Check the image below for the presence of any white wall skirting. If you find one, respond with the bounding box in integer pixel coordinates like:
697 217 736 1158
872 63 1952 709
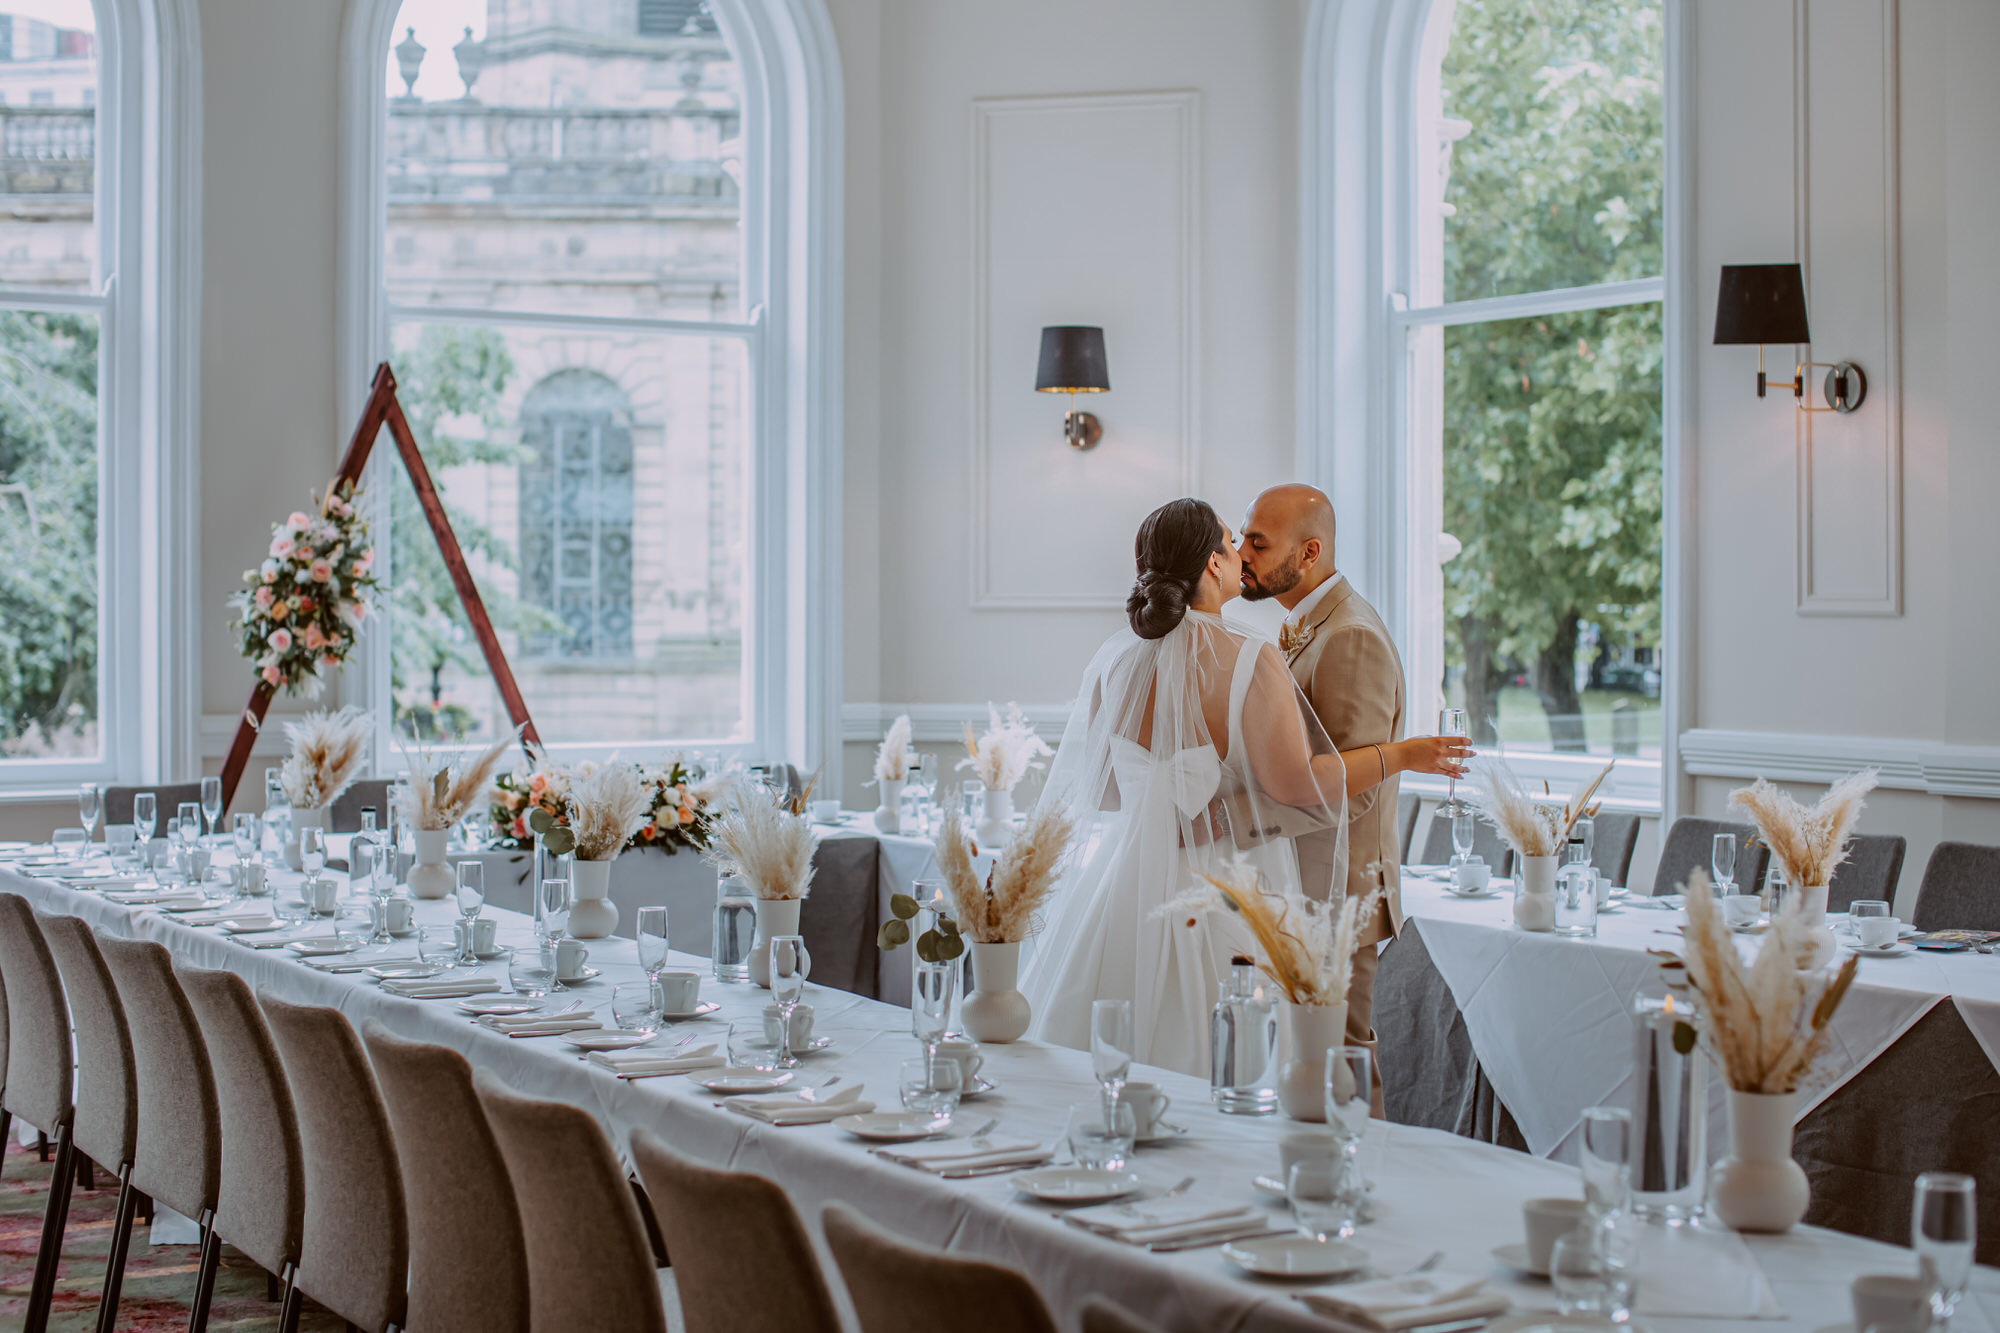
841 703 1071 746
1679 729 2000 800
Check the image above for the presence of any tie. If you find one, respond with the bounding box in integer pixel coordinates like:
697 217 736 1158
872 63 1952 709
1279 620 1313 661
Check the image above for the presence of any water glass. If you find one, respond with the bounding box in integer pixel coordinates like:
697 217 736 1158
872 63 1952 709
177 802 203 849
1324 1046 1372 1146
77 784 101 843
1550 1229 1635 1322
200 775 223 843
132 792 157 844
507 945 554 998
611 982 661 1034
455 862 485 964
1288 1158 1358 1241
1914 1172 1976 1327
1091 998 1135 1107
899 1055 962 1122
1711 832 1737 893
51 828 86 861
1582 1105 1633 1217
417 925 459 971
1066 1100 1136 1171
912 959 954 1052
727 1020 782 1071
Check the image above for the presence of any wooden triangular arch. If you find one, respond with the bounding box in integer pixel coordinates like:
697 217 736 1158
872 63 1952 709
218 362 541 810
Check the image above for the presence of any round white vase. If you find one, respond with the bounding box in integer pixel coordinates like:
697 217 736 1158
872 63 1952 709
1276 999 1348 1122
873 778 905 834
1709 1088 1810 1232
407 827 455 899
283 806 330 872
750 897 802 989
567 858 619 939
1514 853 1558 931
974 785 1015 848
960 940 1031 1043
1794 882 1838 968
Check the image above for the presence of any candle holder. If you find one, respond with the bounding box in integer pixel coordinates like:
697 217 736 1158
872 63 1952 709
1631 988 1708 1223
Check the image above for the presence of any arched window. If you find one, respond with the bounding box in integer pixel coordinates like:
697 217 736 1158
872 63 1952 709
344 0 840 767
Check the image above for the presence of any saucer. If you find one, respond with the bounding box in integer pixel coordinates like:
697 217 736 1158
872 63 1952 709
1491 1242 1551 1278
456 997 542 1016
1134 1123 1191 1146
369 963 446 981
472 946 511 962
959 1076 999 1100
1850 941 1915 958
660 1000 723 1021
694 1068 795 1095
834 1111 946 1142
1009 1167 1141 1202
287 937 360 957
555 966 601 986
1444 888 1505 901
1485 1314 1624 1333
562 1030 657 1052
1221 1235 1368 1280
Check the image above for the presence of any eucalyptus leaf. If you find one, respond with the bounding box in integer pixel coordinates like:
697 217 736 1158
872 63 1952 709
889 893 919 921
1672 1019 1697 1056
543 826 576 856
937 917 961 938
936 933 965 961
877 919 910 951
528 807 555 836
915 933 941 964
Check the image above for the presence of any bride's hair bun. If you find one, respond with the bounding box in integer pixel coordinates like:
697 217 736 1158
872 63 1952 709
1128 498 1227 640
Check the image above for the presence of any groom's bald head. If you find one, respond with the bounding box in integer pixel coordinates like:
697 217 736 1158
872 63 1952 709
1237 484 1337 607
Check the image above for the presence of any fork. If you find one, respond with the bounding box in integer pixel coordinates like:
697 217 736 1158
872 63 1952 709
1114 1175 1195 1216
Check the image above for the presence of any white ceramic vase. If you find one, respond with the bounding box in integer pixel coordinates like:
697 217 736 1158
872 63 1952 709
1709 1088 1810 1232
1794 882 1838 968
568 858 619 939
975 785 1015 848
1276 999 1348 1122
960 940 1031 1043
1514 853 1557 931
283 806 330 872
873 778 905 835
407 827 455 899
750 896 801 988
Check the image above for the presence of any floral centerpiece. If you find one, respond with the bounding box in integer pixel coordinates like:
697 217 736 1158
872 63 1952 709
941 799 1076 1041
276 707 371 869
490 756 721 855
562 762 653 939
231 481 378 695
958 702 1054 845
702 779 816 986
1729 769 1877 919
396 730 516 897
870 714 915 833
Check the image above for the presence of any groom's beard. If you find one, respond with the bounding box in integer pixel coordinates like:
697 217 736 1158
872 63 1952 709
1240 556 1304 602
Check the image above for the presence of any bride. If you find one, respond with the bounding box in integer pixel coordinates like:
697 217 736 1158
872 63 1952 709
1021 498 1352 1078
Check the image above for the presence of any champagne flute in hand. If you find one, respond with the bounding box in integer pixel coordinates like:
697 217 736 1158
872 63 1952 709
1438 709 1470 814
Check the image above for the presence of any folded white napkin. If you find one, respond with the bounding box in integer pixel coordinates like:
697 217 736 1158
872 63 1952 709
104 890 207 909
25 862 114 880
1065 1195 1262 1247
305 954 419 973
728 1084 873 1125
1298 1273 1508 1332
478 1010 601 1036
383 976 503 999
587 1045 724 1078
60 873 138 888
875 1136 1049 1173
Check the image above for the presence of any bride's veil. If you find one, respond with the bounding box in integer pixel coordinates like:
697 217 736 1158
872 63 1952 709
1021 609 1350 1073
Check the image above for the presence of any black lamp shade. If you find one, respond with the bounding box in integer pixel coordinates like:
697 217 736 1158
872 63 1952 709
1035 326 1110 394
1713 264 1811 345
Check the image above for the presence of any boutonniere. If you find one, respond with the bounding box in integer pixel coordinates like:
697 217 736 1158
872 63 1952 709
1278 620 1316 661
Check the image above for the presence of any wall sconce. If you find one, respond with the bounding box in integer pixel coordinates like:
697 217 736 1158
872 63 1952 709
1035 325 1109 450
1712 263 1866 414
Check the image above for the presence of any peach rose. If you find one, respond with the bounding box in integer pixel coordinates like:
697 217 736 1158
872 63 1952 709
261 665 283 686
511 815 527 839
253 585 274 610
286 511 310 531
302 624 327 652
270 601 289 621
309 558 333 583
269 535 295 560
320 655 339 670
295 546 314 563
266 627 293 652
678 806 696 825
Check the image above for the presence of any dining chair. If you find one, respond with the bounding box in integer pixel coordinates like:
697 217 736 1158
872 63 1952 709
1395 792 1420 862
1588 811 1642 888
1650 816 1766 898
820 1202 1060 1333
177 964 308 1332
96 933 225 1333
1911 841 2000 931
628 1127 840 1333
1079 1297 1167 1333
258 993 409 1333
37 912 141 1333
331 779 394 833
473 1071 668 1333
1825 833 1907 914
102 782 205 828
361 1022 528 1333
0 895 77 1333
1417 812 1513 877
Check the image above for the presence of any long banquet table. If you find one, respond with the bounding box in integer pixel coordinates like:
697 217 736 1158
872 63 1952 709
3 858 1995 1333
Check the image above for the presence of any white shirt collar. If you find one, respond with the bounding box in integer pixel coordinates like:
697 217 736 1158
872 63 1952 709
1284 571 1346 626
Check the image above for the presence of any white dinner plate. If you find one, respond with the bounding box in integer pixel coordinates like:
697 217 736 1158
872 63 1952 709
457 998 543 1017
694 1068 795 1095
562 1030 657 1052
1490 1242 1550 1278
1485 1313 1625 1333
659 1000 722 1021
833 1112 946 1142
1221 1235 1368 1280
287 937 360 957
369 963 446 981
1009 1167 1141 1202
1850 941 1915 958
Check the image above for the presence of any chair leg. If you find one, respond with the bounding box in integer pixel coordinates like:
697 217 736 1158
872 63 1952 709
36 1129 47 1162
94 1164 137 1333
77 1155 96 1190
267 1270 282 1301
185 1208 221 1333
0 1108 11 1174
23 1122 77 1333
137 1189 154 1223
277 1261 304 1333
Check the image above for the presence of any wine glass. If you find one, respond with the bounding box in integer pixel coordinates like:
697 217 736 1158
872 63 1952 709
177 802 202 851
636 906 670 1004
768 934 810 1068
911 959 953 1054
232 812 262 864
536 877 570 942
455 861 486 965
1914 1172 1976 1328
1091 998 1134 1117
1451 810 1476 864
132 792 156 876
200 775 223 846
1711 832 1737 894
356 844 392 944
300 827 327 907
1437 708 1470 814
77 784 101 850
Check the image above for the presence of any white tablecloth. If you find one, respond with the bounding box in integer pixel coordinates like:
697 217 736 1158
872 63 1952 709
3 857 1994 1333
1400 871 2000 1161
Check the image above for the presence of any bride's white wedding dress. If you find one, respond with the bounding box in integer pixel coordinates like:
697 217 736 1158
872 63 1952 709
1020 610 1348 1078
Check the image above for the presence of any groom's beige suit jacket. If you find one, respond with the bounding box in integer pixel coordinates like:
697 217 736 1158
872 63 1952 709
1286 577 1405 945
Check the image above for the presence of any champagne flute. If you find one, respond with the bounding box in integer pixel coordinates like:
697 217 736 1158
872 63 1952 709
768 934 809 1068
177 802 202 850
1091 998 1134 1118
77 783 101 851
1438 708 1470 814
636 905 670 1006
300 827 327 912
1711 832 1737 895
232 812 262 865
200 775 223 846
912 960 953 1054
357 844 392 944
133 792 156 877
1914 1172 1976 1328
537 876 570 943
455 861 486 965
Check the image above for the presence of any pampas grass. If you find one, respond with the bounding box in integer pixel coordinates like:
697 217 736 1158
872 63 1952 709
1161 855 1382 1006
1470 756 1614 858
398 729 518 831
1672 869 1859 1093
937 795 1074 943
279 707 371 809
1729 770 1878 888
959 702 1054 793
702 779 816 900
874 715 914 784
564 761 651 861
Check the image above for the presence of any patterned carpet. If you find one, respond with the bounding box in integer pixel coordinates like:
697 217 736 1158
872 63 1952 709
0 1137 343 1331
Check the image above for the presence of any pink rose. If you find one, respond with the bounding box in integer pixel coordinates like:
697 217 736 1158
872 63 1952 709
355 548 375 573
302 624 327 652
320 654 339 670
309 558 333 583
266 627 293 652
286 511 310 531
254 585 274 610
511 816 527 839
295 546 314 563
269 535 295 560
343 600 367 626
326 630 342 647
261 665 283 686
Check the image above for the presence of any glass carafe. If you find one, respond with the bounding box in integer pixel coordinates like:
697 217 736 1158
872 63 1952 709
1211 956 1278 1114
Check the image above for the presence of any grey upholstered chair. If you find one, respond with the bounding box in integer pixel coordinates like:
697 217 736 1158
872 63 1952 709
0 895 77 1333
1080 1297 1167 1333
628 1127 839 1333
97 933 225 1333
1418 811 1514 877
331 779 394 834
1395 792 1420 862
259 994 408 1333
1912 842 2000 931
1826 833 1908 913
361 1022 528 1333
178 964 308 1332
1588 811 1642 888
102 782 205 829
38 912 141 1333
820 1202 1060 1333
473 1071 668 1333
1651 816 1766 898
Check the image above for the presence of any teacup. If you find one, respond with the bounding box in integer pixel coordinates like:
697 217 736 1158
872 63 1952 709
555 938 591 981
1592 871 1613 909
656 970 702 1014
455 917 499 956
371 897 415 936
1278 1129 1340 1182
933 1038 984 1089
1450 860 1491 894
1857 915 1900 948
1851 1274 1930 1333
763 1001 814 1047
236 861 268 897
1522 1197 1586 1272
1723 894 1763 928
105 825 136 859
145 836 172 870
305 877 340 915
808 799 842 823
179 845 211 884
1122 1081 1173 1136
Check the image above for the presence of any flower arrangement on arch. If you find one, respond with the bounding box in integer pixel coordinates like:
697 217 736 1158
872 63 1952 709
230 479 378 695
489 754 723 856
